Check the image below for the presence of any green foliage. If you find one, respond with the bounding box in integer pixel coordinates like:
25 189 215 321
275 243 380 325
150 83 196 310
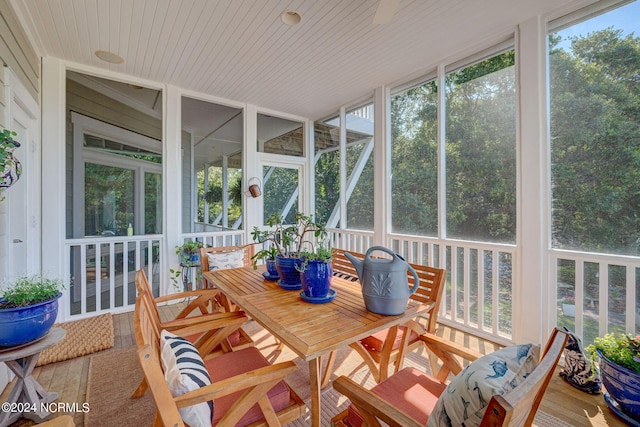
586 332 640 374
251 245 279 269
251 213 327 258
0 276 64 308
175 240 203 264
549 28 640 255
0 129 19 165
296 244 334 272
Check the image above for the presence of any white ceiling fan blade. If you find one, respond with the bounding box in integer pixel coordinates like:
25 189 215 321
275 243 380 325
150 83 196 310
372 0 401 25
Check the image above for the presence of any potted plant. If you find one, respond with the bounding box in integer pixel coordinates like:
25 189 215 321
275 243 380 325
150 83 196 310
170 240 204 291
587 332 640 423
251 213 327 289
0 128 22 193
0 275 64 347
297 244 334 299
251 245 279 279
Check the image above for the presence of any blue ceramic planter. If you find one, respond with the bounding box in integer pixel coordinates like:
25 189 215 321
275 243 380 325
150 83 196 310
276 255 303 288
0 293 61 347
597 349 640 422
266 258 278 276
300 260 332 298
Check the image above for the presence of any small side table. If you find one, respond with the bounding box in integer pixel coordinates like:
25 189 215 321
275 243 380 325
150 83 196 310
180 262 201 290
0 327 66 426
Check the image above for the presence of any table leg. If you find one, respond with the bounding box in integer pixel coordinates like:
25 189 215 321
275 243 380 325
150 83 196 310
308 358 322 427
321 350 337 388
1 353 57 425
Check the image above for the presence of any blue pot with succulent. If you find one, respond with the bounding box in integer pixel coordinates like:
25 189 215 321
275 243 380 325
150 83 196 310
0 276 64 347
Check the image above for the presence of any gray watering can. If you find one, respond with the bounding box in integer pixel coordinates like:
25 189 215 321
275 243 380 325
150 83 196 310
344 246 420 315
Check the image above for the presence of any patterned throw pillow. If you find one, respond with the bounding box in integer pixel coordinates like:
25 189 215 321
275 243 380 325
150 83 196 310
427 343 540 427
160 330 213 427
207 249 245 270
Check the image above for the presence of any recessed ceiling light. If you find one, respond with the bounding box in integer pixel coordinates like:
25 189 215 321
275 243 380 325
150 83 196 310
281 11 301 25
95 50 124 64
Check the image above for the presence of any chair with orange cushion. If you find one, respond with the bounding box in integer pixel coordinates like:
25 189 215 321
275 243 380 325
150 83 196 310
332 328 569 427
337 250 447 383
131 270 254 398
133 292 306 427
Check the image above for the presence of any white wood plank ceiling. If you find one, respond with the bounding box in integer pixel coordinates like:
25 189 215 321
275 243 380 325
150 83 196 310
13 0 586 119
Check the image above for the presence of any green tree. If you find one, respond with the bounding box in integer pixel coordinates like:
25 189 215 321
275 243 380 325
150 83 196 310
550 28 640 255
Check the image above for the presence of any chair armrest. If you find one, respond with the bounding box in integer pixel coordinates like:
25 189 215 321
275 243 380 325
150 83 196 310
163 311 247 336
174 360 298 406
332 376 422 427
174 361 299 425
419 333 483 381
153 288 221 304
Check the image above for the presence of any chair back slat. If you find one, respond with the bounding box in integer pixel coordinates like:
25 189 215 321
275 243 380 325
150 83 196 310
332 249 361 280
481 328 569 426
407 262 446 333
133 294 162 364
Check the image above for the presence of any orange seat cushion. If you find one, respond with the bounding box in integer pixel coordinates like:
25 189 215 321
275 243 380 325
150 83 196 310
207 347 291 426
347 367 446 427
360 327 419 352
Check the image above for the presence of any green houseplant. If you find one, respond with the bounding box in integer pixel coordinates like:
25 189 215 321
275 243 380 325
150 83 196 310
586 333 640 422
251 245 279 278
297 244 334 299
0 275 64 346
0 128 22 196
170 240 204 291
251 213 327 289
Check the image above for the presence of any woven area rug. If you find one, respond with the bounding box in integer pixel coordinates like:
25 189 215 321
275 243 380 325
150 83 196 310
36 313 114 367
85 346 155 427
83 320 573 426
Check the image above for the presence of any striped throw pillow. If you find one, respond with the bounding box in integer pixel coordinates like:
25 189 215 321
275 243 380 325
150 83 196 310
160 330 213 427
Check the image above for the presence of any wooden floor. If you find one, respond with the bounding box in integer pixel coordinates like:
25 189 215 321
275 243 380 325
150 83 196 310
1 305 628 427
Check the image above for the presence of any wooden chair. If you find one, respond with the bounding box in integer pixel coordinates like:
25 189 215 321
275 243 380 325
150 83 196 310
332 328 569 427
331 248 361 281
201 244 254 274
200 245 255 311
131 270 254 398
334 249 447 383
133 292 306 427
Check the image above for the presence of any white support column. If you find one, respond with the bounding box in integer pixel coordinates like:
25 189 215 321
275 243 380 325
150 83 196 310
374 86 390 247
222 155 229 228
516 16 549 344
339 107 346 232
165 85 183 295
305 119 314 217
204 164 209 224
437 64 446 240
244 104 261 234
40 57 66 296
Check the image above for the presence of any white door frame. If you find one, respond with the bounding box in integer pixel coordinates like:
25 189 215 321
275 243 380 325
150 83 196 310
6 67 40 278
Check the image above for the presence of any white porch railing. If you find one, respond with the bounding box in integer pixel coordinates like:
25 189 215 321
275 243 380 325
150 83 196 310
181 230 245 248
329 229 517 344
64 235 163 321
550 248 640 346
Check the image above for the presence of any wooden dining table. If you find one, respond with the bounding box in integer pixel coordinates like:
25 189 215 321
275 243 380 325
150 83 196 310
203 266 434 427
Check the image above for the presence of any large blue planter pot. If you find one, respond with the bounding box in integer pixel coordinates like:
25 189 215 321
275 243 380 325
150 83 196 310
300 260 333 298
275 255 303 289
0 293 61 347
597 349 640 422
